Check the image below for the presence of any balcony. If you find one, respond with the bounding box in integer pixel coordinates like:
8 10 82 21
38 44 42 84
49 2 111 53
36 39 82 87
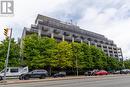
65 36 72 42
72 34 78 38
103 45 107 48
63 32 70 36
42 26 49 32
53 29 61 34
54 34 62 40
90 41 96 45
83 39 89 44
80 36 85 40
97 44 102 48
31 24 38 29
109 51 113 53
75 38 81 43
104 50 108 52
41 32 51 37
87 38 92 41
94 39 98 43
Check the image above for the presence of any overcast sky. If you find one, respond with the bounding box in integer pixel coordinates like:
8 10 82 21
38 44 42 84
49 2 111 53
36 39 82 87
0 0 130 59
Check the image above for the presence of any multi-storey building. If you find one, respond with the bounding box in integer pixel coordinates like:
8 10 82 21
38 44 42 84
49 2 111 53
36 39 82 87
22 14 123 61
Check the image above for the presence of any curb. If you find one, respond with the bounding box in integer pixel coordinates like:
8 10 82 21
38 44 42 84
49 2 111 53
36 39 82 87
0 74 129 85
0 76 86 85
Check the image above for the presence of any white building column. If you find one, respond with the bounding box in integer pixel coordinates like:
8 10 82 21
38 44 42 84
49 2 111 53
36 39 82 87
112 46 115 57
88 41 91 46
62 35 65 41
81 39 83 43
116 47 119 58
107 45 110 56
101 44 104 51
51 33 54 38
72 37 74 42
38 28 42 37
95 43 97 47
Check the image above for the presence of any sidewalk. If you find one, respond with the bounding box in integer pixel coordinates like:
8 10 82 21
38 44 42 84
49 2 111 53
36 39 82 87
0 74 129 85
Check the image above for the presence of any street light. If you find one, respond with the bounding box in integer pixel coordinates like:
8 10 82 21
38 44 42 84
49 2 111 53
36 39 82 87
76 55 78 76
3 28 12 80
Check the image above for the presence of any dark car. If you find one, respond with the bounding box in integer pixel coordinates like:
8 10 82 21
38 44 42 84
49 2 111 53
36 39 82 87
0 76 3 81
84 69 99 76
84 71 93 76
53 72 66 78
19 69 48 80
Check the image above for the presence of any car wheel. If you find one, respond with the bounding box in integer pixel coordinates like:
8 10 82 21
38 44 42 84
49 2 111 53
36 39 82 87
40 75 45 79
24 76 29 80
19 75 24 80
0 76 3 81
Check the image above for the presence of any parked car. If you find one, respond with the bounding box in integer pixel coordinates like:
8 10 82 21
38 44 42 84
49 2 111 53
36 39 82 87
84 71 93 76
53 72 66 78
0 76 3 81
120 69 130 74
0 66 28 81
84 69 99 76
112 70 121 74
19 69 48 80
95 70 109 75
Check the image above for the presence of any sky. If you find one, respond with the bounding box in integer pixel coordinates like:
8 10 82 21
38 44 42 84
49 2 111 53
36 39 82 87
0 0 130 59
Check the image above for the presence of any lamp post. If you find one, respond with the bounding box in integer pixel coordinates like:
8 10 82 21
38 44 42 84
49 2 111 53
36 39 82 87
76 55 78 76
3 28 12 80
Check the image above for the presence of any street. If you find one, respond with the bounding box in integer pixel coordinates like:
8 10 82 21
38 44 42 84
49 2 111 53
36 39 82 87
1 75 130 87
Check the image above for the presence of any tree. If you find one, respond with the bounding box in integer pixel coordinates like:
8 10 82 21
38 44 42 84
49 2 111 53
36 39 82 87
22 34 123 73
55 41 73 70
107 57 122 70
90 46 107 69
23 34 57 70
80 43 94 70
124 59 130 69
70 42 84 75
0 38 20 70
40 37 57 75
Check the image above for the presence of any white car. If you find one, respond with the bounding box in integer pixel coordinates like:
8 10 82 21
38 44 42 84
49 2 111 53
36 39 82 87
0 66 28 80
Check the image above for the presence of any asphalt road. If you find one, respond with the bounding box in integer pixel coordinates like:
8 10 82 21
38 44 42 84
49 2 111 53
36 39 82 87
1 75 130 87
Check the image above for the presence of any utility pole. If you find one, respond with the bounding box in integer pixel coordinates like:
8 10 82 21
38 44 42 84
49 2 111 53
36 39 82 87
3 28 12 80
76 55 78 76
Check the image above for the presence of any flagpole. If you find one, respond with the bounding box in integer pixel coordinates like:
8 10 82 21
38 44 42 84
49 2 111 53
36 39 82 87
3 28 12 80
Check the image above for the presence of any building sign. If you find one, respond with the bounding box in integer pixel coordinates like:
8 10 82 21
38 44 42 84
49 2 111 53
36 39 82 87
0 0 14 16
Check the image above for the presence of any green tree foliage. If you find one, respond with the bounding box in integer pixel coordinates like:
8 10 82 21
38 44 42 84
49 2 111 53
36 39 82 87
90 46 107 69
0 38 20 70
71 42 83 69
23 34 57 69
124 59 130 69
0 34 123 72
55 41 73 69
22 34 123 71
107 57 123 70
80 43 94 69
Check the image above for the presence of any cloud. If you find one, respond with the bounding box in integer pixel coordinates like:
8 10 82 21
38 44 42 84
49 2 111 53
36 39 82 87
0 0 130 59
51 0 130 59
0 0 67 40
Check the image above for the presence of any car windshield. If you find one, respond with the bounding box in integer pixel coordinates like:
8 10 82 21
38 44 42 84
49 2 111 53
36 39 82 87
1 69 9 73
